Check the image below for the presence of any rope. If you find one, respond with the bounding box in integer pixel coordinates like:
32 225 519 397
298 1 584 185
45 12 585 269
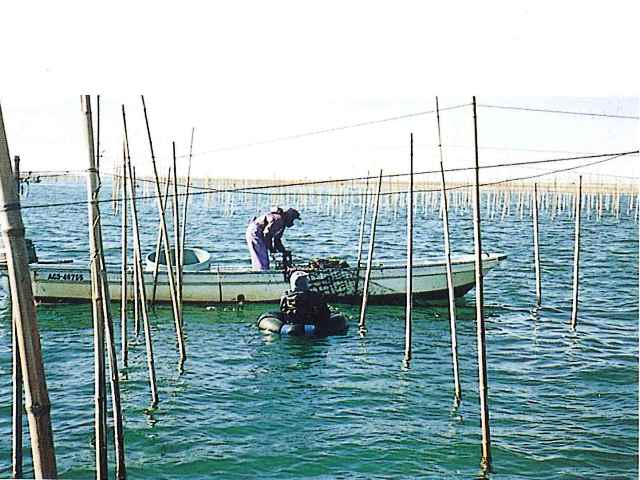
479 104 640 120
175 103 471 159
100 149 640 195
15 151 638 211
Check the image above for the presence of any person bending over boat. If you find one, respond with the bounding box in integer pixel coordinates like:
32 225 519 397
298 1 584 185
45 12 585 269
246 207 300 271
280 271 331 331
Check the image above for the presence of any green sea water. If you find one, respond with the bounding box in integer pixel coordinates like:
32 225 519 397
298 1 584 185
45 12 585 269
0 183 638 479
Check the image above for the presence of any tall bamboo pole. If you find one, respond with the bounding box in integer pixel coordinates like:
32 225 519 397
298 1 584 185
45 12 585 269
533 183 542 304
403 135 414 366
81 95 108 480
1 101 57 480
353 173 370 297
151 170 172 309
132 242 140 335
85 96 128 479
358 170 383 335
570 176 583 329
132 167 140 337
180 128 195 301
171 142 183 316
436 96 461 403
11 148 24 478
121 143 128 368
123 105 160 407
472 97 492 471
91 98 127 480
99 236 127 480
12 316 23 479
141 96 186 363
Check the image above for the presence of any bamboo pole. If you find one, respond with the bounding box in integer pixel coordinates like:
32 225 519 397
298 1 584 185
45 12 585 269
1 101 57 479
82 95 108 480
132 167 140 337
12 318 24 480
533 183 542 304
172 142 183 318
91 97 127 480
403 135 414 366
353 173 370 297
141 96 186 364
472 97 492 471
151 170 172 309
180 128 195 301
11 148 24 478
358 170 383 336
570 176 583 329
99 236 126 480
123 105 160 407
85 96 126 479
436 96 461 404
121 144 128 368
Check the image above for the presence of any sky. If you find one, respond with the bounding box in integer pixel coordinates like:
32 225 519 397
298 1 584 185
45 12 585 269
1 1 638 185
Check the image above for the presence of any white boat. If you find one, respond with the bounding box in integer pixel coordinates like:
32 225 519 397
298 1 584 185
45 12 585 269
17 250 507 305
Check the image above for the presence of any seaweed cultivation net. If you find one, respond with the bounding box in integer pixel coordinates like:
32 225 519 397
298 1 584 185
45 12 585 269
305 258 357 297
272 253 360 298
278 257 358 298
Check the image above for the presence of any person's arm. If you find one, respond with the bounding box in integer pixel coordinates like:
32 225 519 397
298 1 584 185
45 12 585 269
273 236 285 253
265 235 275 253
263 215 277 252
265 215 286 253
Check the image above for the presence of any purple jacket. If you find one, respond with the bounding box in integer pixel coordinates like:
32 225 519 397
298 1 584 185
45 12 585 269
252 209 286 252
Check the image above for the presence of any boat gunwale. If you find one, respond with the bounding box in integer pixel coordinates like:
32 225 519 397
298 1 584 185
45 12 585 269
26 252 507 276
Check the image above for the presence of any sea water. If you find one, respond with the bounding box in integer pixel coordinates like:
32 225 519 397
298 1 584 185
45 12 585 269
0 182 638 479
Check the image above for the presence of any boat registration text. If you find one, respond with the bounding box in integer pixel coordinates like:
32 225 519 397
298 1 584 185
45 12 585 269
46 272 85 282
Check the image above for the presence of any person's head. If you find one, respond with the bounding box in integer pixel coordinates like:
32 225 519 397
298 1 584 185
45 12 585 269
270 206 284 215
289 270 309 291
284 208 301 228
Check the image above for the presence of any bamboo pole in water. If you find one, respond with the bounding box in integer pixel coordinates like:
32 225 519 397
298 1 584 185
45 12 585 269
151 170 172 309
570 176 583 329
472 97 492 471
123 108 160 407
121 143 129 368
403 135 414 366
353 173 370 297
180 128 195 300
533 184 542 305
82 96 108 480
12 317 23 479
436 97 461 403
91 98 128 480
358 169 383 336
11 149 23 478
1 101 58 479
101 241 127 480
172 142 183 318
141 96 186 364
132 167 140 337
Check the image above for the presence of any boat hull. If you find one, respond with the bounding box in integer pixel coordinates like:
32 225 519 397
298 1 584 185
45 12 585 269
24 253 506 305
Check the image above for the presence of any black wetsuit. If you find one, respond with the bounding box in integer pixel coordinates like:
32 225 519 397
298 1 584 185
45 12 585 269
280 290 331 329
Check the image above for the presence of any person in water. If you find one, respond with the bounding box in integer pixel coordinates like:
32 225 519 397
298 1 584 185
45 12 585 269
280 271 331 330
246 207 300 271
